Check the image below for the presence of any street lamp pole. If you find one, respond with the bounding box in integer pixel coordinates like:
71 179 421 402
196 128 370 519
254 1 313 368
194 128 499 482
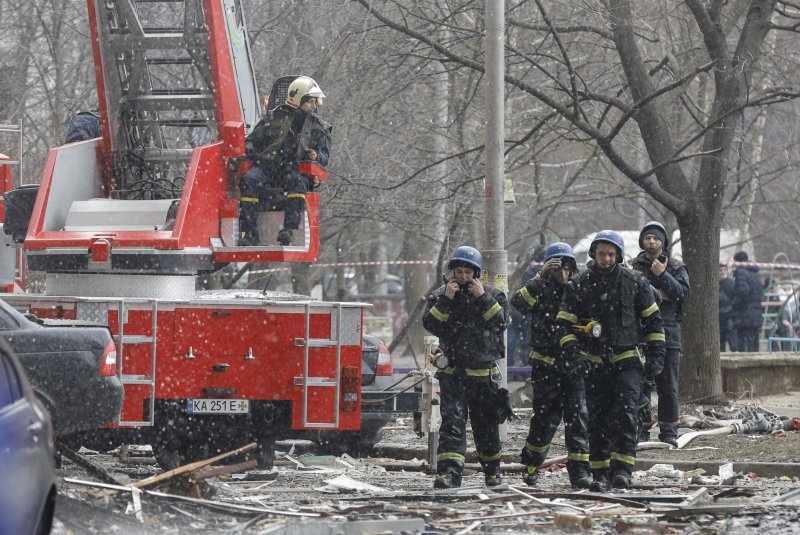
484 0 507 391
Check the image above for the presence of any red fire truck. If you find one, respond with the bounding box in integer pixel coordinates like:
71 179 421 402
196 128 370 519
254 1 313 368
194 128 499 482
0 0 365 469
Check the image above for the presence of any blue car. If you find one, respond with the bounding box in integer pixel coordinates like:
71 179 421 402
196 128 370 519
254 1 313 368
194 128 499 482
0 338 57 535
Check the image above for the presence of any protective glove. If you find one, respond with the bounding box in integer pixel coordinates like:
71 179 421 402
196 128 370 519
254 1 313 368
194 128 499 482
643 352 665 379
535 257 563 281
564 346 590 376
493 387 516 424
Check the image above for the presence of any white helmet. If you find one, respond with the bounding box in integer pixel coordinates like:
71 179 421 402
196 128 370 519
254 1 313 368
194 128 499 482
285 76 325 108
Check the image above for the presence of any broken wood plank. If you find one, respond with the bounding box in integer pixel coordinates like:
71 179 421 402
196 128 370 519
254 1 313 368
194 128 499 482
190 460 258 483
131 442 257 489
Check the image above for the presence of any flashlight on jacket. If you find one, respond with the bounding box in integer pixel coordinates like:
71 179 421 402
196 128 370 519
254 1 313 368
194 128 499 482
573 320 603 338
430 348 449 370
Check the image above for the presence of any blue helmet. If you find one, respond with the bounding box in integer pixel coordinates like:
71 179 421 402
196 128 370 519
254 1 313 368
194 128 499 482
589 230 625 262
544 241 576 269
544 241 575 262
639 220 668 250
447 245 482 275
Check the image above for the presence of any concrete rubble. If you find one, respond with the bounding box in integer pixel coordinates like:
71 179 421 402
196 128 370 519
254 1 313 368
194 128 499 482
51 400 800 534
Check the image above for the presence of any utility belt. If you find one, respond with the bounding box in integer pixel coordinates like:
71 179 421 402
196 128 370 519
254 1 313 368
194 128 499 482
578 346 643 366
431 353 501 381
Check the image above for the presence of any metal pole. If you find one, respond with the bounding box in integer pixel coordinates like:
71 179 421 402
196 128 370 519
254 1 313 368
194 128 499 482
484 0 507 398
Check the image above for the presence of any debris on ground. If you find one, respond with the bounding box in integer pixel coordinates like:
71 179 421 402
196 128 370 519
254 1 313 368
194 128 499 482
50 398 800 534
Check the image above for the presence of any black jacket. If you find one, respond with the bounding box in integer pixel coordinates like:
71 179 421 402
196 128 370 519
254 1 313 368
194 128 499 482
719 278 736 326
510 276 564 361
64 111 101 143
557 262 665 362
733 265 763 329
630 251 690 348
423 285 509 369
246 105 331 174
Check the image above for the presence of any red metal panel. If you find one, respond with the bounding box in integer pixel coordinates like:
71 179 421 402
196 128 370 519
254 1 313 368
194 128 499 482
203 0 246 160
170 307 306 397
174 144 227 248
85 0 113 193
0 153 12 220
23 144 227 250
21 297 361 431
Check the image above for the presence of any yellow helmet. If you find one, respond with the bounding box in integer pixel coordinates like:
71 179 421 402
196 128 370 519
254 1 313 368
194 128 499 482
285 76 325 108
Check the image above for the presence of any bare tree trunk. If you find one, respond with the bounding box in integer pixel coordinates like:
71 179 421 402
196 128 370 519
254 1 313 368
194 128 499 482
679 212 724 403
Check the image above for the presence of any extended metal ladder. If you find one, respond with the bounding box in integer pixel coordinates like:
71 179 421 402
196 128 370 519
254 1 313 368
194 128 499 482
115 299 159 427
94 0 217 198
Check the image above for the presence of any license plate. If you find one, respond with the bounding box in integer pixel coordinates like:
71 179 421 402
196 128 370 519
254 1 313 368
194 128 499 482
187 398 250 414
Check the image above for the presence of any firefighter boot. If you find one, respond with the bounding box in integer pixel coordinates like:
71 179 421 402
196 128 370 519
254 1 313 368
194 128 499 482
484 461 502 487
276 228 293 246
522 466 540 487
589 469 610 493
433 470 462 489
434 461 463 489
567 461 592 490
611 464 633 490
238 200 260 246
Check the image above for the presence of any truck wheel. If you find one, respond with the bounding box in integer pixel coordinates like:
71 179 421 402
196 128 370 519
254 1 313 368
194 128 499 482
255 438 275 469
152 444 183 471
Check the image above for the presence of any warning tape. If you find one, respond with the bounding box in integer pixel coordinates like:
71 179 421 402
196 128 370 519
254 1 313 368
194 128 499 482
248 259 800 275
728 261 800 270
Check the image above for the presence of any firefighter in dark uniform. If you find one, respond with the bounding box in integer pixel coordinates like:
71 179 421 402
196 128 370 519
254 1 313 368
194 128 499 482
511 242 591 489
239 76 332 246
630 221 690 447
556 230 665 491
719 265 737 351
423 246 510 489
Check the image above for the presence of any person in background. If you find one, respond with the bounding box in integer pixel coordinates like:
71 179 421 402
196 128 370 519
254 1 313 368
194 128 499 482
732 251 763 352
511 242 590 489
775 285 797 351
630 222 690 447
719 265 737 352
64 111 101 143
422 246 510 489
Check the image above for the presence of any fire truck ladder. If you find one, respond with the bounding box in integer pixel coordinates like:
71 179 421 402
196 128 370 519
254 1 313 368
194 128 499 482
295 303 344 429
96 0 216 198
115 299 158 427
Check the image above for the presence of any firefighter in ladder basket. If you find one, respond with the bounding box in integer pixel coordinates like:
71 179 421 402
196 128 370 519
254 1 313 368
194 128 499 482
239 76 332 246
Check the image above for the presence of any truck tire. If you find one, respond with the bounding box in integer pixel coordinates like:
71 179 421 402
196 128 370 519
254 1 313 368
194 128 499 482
255 438 275 469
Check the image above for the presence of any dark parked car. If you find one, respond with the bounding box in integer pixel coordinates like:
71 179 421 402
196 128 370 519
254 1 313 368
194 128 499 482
0 338 57 535
0 297 123 438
